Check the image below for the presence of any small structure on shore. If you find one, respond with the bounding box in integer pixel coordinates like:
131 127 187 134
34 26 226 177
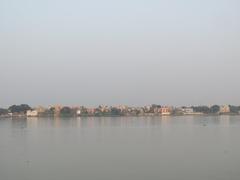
26 110 38 117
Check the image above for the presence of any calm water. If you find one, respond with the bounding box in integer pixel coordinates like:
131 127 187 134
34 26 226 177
0 116 240 180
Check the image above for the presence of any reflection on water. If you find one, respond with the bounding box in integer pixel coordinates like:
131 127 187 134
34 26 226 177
11 117 28 129
14 116 174 128
9 115 235 131
11 115 239 129
1 115 240 180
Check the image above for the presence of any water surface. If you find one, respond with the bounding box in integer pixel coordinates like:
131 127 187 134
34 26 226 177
0 116 240 180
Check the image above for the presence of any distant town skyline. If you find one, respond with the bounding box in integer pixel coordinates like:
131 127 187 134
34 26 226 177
1 103 239 118
1 0 240 107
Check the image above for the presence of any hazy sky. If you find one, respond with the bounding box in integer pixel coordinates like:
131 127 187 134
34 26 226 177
1 0 240 107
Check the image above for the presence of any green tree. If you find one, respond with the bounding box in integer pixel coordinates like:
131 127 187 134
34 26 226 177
8 104 32 114
0 108 9 115
60 107 72 116
229 105 240 113
210 105 220 114
110 107 122 116
192 106 210 114
80 107 88 116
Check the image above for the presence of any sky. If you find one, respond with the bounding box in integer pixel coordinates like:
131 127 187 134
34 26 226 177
0 0 240 107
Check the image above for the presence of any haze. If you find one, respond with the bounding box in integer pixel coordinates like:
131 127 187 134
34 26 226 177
1 0 240 107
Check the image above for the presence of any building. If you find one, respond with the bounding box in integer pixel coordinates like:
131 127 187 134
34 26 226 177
49 105 62 116
87 108 95 115
160 107 171 115
99 105 110 113
182 107 194 115
35 106 46 113
26 110 38 117
154 107 160 114
76 110 81 116
144 106 151 113
220 105 230 114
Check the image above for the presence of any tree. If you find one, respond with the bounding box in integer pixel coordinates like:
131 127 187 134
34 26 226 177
0 108 9 115
8 104 32 114
80 107 88 116
229 105 240 113
210 105 220 114
49 107 55 112
152 104 161 108
110 107 122 116
192 106 210 114
60 107 72 115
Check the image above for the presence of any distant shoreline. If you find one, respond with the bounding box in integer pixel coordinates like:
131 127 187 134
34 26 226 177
1 104 239 118
1 113 239 119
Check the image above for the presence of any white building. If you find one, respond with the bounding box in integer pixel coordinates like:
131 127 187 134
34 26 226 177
26 110 38 117
220 105 230 114
76 110 81 116
182 107 194 115
181 107 203 115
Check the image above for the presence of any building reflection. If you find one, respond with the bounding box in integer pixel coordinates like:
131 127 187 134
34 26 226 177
10 115 237 129
26 117 38 128
219 115 230 127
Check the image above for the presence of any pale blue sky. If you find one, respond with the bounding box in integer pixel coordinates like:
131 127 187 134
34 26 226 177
0 0 240 107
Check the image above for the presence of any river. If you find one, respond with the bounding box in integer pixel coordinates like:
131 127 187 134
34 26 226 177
0 116 240 180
